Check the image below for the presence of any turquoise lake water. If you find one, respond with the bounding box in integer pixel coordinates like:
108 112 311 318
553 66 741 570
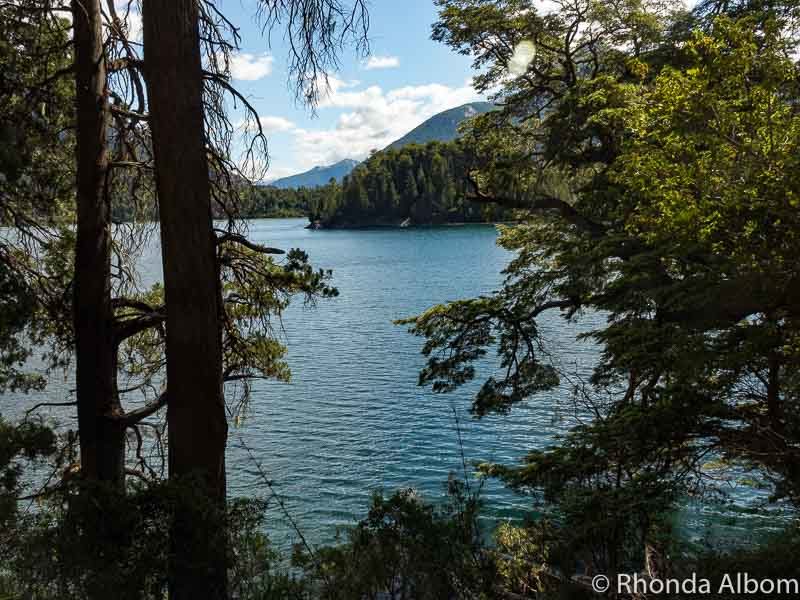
0 218 788 553
224 219 602 550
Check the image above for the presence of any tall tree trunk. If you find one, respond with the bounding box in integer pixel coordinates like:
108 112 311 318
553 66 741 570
142 1 228 598
72 0 124 485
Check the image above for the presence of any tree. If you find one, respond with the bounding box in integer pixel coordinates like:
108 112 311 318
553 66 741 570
140 1 367 596
1 0 347 595
142 1 230 596
402 0 800 585
1 0 136 494
610 14 800 501
2 0 358 595
2 0 163 491
309 141 508 227
0 3 73 395
72 0 125 485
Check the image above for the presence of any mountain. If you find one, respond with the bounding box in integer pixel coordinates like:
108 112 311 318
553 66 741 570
269 158 359 189
384 101 495 151
268 102 495 190
308 140 513 229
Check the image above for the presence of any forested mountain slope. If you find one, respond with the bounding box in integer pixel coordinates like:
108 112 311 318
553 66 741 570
269 159 359 189
308 141 511 227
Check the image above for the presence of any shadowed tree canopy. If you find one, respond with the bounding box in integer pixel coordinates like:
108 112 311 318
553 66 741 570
401 0 800 576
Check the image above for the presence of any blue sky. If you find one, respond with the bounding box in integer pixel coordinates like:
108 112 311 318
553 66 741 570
113 0 689 181
213 0 483 181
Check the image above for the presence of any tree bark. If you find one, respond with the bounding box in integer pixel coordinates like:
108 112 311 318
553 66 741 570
142 1 228 598
72 0 124 485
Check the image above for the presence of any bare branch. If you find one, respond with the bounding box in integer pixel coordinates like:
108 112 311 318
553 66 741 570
24 401 78 418
466 173 606 237
215 230 285 255
117 392 168 426
255 0 370 107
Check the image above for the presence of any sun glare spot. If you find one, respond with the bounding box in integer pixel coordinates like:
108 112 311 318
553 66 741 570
508 40 536 76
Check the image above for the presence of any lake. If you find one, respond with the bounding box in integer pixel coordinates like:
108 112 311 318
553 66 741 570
0 218 785 553
225 219 600 551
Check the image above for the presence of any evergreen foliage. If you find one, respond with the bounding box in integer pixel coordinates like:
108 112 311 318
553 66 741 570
0 6 75 393
309 141 512 227
399 0 800 585
297 478 495 599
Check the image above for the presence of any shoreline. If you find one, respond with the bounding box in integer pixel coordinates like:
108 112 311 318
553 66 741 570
305 219 519 230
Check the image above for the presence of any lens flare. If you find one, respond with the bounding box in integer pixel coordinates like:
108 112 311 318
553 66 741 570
508 40 536 76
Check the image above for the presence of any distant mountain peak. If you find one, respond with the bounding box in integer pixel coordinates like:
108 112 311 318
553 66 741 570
384 101 495 151
268 158 359 189
268 102 494 189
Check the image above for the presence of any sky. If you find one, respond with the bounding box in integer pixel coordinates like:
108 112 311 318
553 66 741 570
111 0 555 181
111 0 693 182
209 0 484 182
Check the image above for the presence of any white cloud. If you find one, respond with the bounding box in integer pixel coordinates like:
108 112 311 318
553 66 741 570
534 0 560 14
363 55 400 70
229 53 274 81
291 78 482 169
258 116 295 133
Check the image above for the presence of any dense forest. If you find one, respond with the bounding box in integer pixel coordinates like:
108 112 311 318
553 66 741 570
235 185 311 219
110 183 312 221
2 0 800 598
110 140 512 226
308 141 513 227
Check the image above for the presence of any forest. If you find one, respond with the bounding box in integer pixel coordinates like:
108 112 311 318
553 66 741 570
111 140 514 225
239 185 310 219
307 141 513 227
2 0 800 598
